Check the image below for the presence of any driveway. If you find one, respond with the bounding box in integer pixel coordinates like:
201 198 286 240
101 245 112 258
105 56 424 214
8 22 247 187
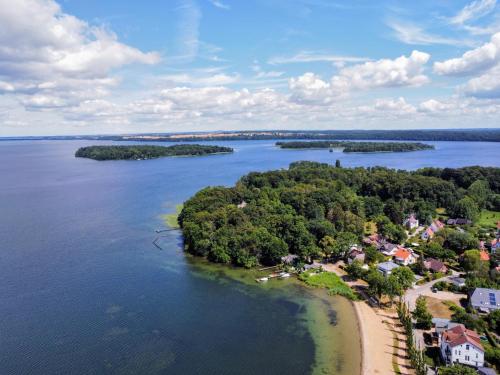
403 273 463 311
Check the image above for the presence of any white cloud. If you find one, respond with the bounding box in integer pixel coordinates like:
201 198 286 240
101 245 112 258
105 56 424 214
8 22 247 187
387 21 475 46
174 0 202 61
449 0 497 25
0 0 159 109
209 0 230 10
160 73 240 86
462 65 500 97
434 32 500 76
268 51 369 65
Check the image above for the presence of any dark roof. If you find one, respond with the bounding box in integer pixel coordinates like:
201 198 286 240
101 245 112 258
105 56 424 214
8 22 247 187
471 288 500 311
423 258 446 272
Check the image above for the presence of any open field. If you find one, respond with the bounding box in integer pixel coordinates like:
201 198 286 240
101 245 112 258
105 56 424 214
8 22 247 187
478 210 500 228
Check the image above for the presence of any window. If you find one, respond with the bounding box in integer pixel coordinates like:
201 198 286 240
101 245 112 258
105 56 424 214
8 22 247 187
465 355 470 361
466 345 469 350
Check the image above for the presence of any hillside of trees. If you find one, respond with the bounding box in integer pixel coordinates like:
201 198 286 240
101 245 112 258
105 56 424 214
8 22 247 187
75 144 233 161
179 162 500 267
276 141 434 153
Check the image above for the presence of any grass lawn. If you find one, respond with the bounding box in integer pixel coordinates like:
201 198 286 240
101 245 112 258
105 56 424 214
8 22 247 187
477 210 500 228
162 204 183 228
423 296 455 319
299 271 358 300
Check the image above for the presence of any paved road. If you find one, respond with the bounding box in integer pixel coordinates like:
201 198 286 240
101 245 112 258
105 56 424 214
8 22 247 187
403 273 461 311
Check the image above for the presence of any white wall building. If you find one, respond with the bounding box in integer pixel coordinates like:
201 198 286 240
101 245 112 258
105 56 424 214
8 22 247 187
440 324 484 368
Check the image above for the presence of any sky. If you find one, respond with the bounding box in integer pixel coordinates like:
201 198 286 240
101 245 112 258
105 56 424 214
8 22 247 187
1 0 500 135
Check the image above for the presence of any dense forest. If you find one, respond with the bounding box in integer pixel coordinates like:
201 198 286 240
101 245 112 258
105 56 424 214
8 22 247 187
179 162 500 268
276 141 434 153
75 144 233 160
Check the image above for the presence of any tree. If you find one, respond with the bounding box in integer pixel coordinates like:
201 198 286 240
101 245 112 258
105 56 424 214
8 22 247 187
364 196 384 219
364 245 384 264
366 269 385 301
385 274 403 306
451 196 480 222
332 232 358 259
391 267 415 291
319 235 336 258
438 365 477 375
384 199 404 224
412 296 432 329
445 230 478 253
467 179 490 209
461 249 481 274
345 260 365 280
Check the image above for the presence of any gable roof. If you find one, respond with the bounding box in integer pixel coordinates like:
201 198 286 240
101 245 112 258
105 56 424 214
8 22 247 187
377 261 399 272
471 288 500 310
424 258 446 272
394 248 412 260
441 324 483 351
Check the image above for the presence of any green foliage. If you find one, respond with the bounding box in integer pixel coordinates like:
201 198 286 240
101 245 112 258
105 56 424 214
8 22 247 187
299 271 358 300
364 245 385 264
344 260 366 280
276 141 434 153
442 229 478 253
75 144 233 160
450 196 480 222
437 364 477 374
412 296 433 329
422 242 455 261
180 162 497 268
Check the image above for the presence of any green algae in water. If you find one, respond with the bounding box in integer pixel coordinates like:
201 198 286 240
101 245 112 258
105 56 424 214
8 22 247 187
186 258 362 375
162 204 183 228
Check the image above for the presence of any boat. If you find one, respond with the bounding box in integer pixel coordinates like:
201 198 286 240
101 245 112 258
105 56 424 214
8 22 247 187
279 272 290 279
256 277 269 283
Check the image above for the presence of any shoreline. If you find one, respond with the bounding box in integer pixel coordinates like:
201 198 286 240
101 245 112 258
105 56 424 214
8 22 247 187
352 301 366 375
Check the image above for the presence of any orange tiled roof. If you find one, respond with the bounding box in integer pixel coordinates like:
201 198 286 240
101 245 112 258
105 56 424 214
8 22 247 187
480 250 490 261
394 248 411 260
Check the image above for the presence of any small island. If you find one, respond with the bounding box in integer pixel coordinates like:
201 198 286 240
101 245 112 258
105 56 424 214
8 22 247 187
75 144 234 161
276 141 434 153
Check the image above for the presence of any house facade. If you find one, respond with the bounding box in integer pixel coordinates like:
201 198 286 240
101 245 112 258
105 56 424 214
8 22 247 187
393 247 417 266
440 324 484 368
423 258 448 273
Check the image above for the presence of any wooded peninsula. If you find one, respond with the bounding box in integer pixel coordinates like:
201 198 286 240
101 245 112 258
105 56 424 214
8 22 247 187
276 141 434 153
75 144 234 160
179 162 500 268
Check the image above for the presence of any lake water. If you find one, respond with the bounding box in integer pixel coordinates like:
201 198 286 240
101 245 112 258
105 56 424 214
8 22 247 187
1 139 499 375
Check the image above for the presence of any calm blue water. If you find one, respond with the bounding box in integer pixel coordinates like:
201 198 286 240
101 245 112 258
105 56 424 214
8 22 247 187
0 139 498 375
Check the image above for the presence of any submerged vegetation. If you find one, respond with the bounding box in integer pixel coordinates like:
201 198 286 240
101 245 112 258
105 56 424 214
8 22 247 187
299 271 358 300
75 144 233 161
276 141 434 153
179 161 500 268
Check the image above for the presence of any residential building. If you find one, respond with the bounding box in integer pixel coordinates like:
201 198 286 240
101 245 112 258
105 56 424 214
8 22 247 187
421 227 434 240
480 250 490 262
471 288 500 313
347 248 365 264
403 214 419 230
478 367 497 375
377 261 399 277
423 258 448 273
491 238 500 254
393 247 417 266
440 324 484 368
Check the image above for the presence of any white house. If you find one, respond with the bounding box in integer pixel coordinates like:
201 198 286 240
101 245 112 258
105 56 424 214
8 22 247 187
403 214 419 230
440 324 484 368
393 247 418 266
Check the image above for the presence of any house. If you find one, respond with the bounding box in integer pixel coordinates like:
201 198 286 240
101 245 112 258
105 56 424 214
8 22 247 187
377 261 399 277
347 248 365 264
421 227 434 240
430 219 445 232
393 247 418 266
423 258 448 273
237 200 247 209
403 214 419 230
440 324 484 368
447 218 473 225
432 318 460 335
363 233 381 246
471 288 500 313
380 242 398 256
449 277 466 288
281 254 299 265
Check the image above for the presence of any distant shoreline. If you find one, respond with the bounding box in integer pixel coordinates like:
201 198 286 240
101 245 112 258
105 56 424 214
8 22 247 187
3 128 500 142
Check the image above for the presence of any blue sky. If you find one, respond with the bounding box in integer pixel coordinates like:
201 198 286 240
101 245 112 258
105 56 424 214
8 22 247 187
1 0 500 135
